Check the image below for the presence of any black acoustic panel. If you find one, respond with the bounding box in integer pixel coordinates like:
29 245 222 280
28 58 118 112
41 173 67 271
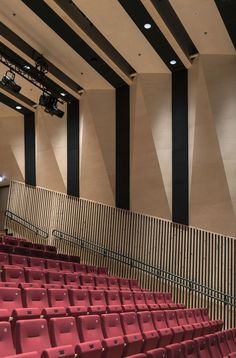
172 69 188 225
0 22 82 92
55 0 135 76
67 100 80 197
0 92 33 115
116 85 130 210
118 0 185 71
214 0 236 48
150 0 198 57
22 0 127 88
24 112 36 186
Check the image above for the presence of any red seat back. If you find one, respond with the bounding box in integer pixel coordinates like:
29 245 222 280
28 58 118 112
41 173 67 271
49 316 80 347
22 288 48 308
120 312 141 335
68 289 90 307
101 313 124 338
78 315 103 342
48 289 70 308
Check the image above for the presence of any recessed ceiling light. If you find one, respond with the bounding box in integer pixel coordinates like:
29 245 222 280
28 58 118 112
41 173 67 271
60 92 66 97
16 105 22 110
0 175 4 183
144 23 152 29
24 65 30 70
170 60 177 65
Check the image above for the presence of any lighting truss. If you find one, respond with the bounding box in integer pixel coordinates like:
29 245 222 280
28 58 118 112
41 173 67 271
0 48 66 104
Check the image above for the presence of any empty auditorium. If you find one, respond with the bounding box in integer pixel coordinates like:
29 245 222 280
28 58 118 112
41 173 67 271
0 0 236 357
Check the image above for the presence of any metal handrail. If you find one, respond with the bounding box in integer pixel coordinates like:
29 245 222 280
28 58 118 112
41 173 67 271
5 210 49 238
52 229 236 308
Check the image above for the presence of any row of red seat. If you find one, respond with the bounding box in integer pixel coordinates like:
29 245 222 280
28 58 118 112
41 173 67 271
0 311 229 358
0 287 188 320
147 329 236 357
0 253 108 275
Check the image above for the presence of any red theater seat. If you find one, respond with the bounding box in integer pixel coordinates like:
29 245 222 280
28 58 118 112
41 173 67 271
181 340 198 357
166 343 183 357
0 287 22 319
163 293 179 309
144 292 159 310
95 276 108 290
147 348 167 358
0 321 16 357
225 329 236 352
80 274 95 289
118 278 130 290
15 318 74 357
86 265 98 275
74 263 87 274
133 291 148 311
5 352 39 358
206 334 222 358
129 279 141 291
137 311 159 351
120 291 136 312
101 312 140 356
185 309 204 337
22 287 48 309
68 289 90 316
19 283 41 289
64 273 79 287
45 259 61 271
89 290 107 314
49 316 102 358
154 293 169 310
176 310 194 340
0 282 17 288
105 290 122 313
48 288 69 308
194 336 211 358
215 331 230 356
24 268 46 284
2 267 25 283
151 311 173 347
98 267 109 276
28 257 45 269
60 261 74 273
9 254 28 267
107 277 119 290
78 314 123 358
0 252 9 267
46 271 65 285
120 312 145 353
165 310 184 343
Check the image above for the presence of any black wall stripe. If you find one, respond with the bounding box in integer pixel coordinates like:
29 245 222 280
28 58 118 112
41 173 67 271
214 0 236 49
172 69 189 225
116 85 130 210
22 0 127 88
24 112 36 186
67 100 80 197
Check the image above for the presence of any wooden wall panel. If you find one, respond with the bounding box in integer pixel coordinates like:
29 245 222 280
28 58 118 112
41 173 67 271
5 180 236 328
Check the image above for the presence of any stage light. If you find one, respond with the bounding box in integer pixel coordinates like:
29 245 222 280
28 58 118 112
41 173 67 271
39 93 64 118
1 70 21 93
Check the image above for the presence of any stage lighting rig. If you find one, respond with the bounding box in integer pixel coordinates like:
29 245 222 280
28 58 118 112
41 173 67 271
1 70 21 93
39 92 64 118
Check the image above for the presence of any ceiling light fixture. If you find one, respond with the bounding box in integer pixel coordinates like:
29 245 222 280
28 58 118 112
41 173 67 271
170 60 177 65
0 175 4 183
1 70 21 93
144 23 152 29
60 92 66 97
39 93 64 118
16 105 22 110
24 65 31 70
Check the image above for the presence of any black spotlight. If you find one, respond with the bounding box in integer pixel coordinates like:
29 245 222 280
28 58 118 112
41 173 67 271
39 93 64 118
1 70 21 93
